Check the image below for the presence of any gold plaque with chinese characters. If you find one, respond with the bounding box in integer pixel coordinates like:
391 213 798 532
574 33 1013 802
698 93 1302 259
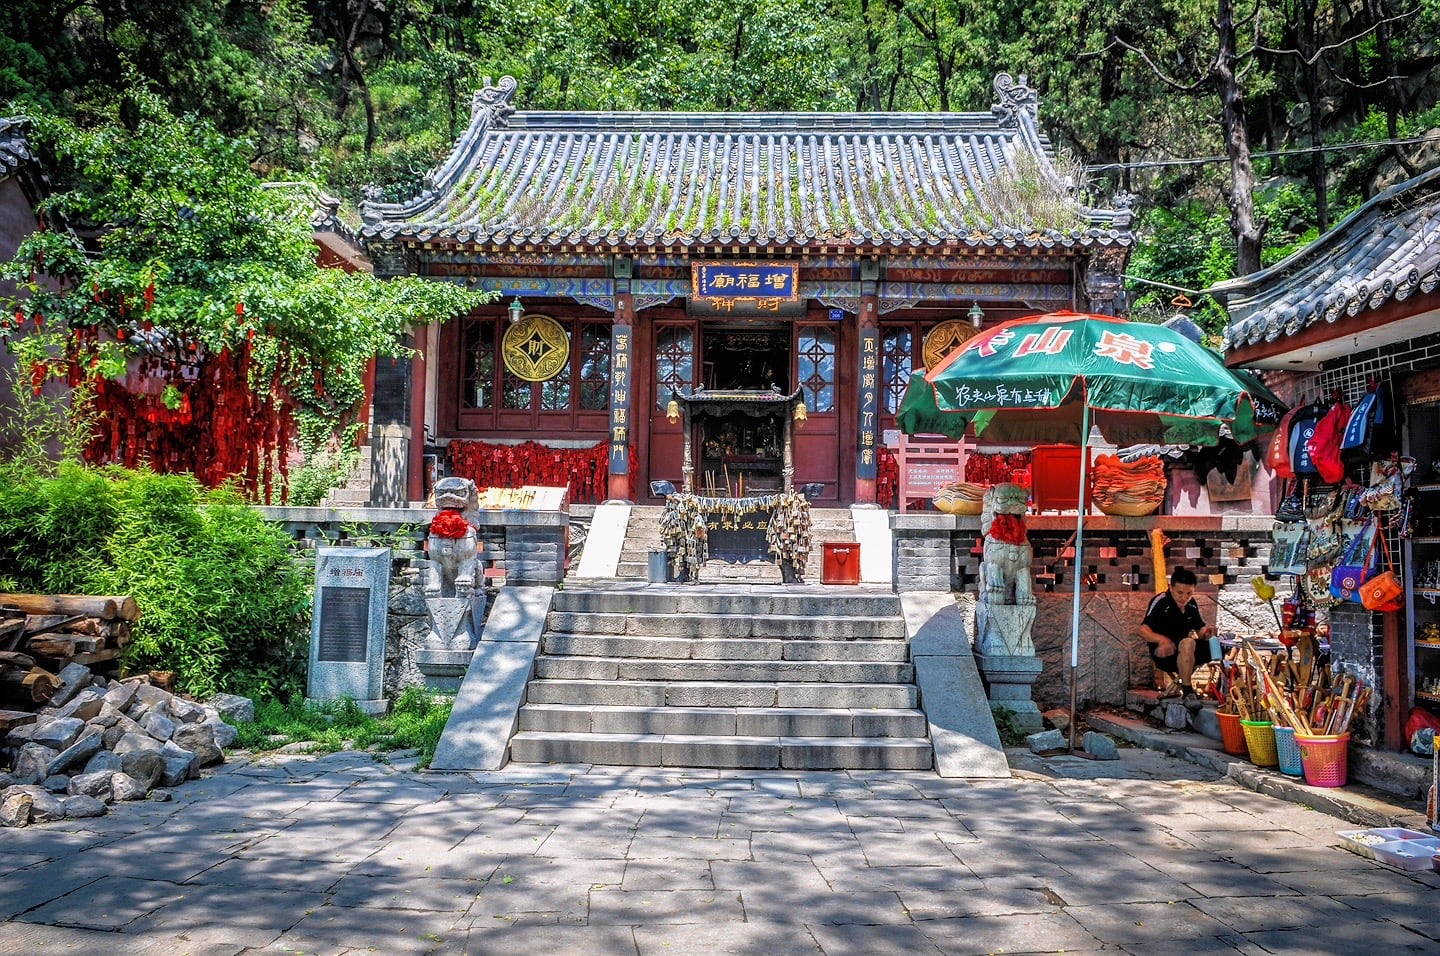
502 314 571 382
922 320 983 370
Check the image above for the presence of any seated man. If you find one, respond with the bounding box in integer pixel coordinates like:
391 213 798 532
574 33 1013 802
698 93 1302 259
1140 567 1215 704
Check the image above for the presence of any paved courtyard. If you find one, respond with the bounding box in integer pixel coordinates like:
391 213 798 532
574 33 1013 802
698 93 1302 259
3 747 1439 955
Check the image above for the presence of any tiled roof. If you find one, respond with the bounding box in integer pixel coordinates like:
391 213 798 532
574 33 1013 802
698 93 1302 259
359 75 1132 252
1215 164 1440 352
0 116 34 174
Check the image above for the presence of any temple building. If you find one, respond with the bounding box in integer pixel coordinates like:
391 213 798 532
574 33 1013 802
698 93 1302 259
358 74 1134 506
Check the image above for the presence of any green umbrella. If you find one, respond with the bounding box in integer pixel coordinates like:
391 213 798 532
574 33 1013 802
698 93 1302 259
896 311 1285 751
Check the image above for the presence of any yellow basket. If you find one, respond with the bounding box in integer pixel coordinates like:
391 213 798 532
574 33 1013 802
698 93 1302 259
1096 499 1161 516
1240 719 1278 767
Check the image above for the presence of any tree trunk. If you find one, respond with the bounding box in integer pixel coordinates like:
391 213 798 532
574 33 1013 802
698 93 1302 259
1368 0 1418 177
1213 0 1267 276
0 594 139 621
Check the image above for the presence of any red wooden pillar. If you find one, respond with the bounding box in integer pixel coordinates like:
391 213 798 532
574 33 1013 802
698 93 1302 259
607 292 635 502
407 322 429 504
854 291 880 505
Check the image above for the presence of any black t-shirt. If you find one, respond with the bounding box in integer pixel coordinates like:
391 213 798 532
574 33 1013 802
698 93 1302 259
1142 591 1205 644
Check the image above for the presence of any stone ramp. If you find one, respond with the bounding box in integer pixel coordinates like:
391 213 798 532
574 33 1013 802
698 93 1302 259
508 584 930 770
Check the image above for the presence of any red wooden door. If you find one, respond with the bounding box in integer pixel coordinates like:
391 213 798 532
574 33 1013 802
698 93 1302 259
793 322 840 501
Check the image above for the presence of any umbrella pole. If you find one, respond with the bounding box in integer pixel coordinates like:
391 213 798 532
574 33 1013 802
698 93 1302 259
1068 403 1091 754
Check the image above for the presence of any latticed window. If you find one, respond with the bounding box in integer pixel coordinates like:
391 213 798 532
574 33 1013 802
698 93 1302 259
882 328 913 414
655 325 694 409
797 327 835 413
579 325 611 411
462 321 495 409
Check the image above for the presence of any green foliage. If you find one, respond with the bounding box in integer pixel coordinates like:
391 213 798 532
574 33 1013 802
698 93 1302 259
0 94 488 490
0 464 310 700
234 687 454 769
992 707 1029 748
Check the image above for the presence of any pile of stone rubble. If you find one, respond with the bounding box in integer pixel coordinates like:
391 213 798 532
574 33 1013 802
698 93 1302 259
0 662 250 827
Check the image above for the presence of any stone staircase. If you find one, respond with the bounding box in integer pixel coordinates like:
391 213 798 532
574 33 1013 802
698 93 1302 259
319 445 374 508
614 505 857 583
507 586 932 770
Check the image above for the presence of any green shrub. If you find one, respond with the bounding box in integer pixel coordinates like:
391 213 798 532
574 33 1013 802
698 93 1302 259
234 688 454 769
0 463 310 700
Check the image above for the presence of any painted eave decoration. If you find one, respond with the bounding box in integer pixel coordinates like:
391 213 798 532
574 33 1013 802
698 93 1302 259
1213 164 1440 352
358 74 1134 253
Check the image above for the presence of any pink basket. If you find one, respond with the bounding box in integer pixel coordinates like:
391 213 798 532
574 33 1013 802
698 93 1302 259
1296 732 1350 788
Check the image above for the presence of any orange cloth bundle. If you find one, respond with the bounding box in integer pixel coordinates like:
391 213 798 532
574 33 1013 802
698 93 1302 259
1091 454 1167 516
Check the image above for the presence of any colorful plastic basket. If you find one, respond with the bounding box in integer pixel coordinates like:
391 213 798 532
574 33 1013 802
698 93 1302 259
1273 725 1303 777
1297 732 1350 788
1216 710 1249 756
1241 719 1278 766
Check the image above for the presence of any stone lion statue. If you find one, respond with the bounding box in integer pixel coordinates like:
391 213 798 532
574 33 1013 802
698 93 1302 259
979 482 1034 606
425 477 483 599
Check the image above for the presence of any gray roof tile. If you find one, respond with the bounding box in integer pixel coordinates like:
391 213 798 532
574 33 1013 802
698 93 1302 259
0 116 34 173
1215 164 1440 352
359 75 1130 252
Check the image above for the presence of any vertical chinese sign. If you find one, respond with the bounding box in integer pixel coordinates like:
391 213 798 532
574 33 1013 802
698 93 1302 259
609 325 631 475
857 327 879 480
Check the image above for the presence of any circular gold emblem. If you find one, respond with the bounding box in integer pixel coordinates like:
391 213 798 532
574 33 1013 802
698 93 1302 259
922 320 983 370
502 314 571 382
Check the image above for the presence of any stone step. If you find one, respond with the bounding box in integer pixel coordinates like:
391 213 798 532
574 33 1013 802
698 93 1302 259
533 656 914 683
541 634 910 662
507 731 933 770
524 679 919 709
545 611 907 640
518 703 928 738
551 590 901 617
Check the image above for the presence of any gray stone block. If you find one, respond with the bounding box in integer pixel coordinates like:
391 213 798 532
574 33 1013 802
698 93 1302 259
669 682 778 707
1027 728 1066 753
517 704 594 733
526 679 666 706
172 723 222 767
82 750 123 775
13 743 58 783
119 749 165 791
1164 702 1191 729
776 683 914 708
44 730 103 778
782 639 908 662
591 706 738 735
508 731 664 766
41 775 68 793
536 657 619 680
67 771 116 801
1082 731 1120 760
30 717 85 752
692 638 783 661
736 708 853 737
662 735 779 768
62 794 106 818
111 772 149 801
47 663 93 709
851 709 929 738
780 738 932 770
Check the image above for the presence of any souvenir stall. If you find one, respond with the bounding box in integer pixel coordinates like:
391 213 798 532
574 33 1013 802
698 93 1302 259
1214 164 1440 762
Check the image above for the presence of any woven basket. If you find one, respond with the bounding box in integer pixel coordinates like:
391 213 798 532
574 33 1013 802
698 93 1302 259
933 496 984 515
1297 732 1350 787
1097 499 1162 517
1273 725 1303 776
1241 719 1278 766
1216 710 1249 756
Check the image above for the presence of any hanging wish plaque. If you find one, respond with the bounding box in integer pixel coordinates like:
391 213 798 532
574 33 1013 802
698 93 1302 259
502 314 571 382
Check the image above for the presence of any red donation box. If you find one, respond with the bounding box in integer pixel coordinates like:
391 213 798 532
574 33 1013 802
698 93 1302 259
821 542 861 584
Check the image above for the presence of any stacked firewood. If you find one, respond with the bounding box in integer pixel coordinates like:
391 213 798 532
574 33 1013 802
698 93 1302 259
0 594 139 711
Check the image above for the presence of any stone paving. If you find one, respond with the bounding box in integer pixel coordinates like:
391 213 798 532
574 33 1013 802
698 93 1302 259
3 747 1439 955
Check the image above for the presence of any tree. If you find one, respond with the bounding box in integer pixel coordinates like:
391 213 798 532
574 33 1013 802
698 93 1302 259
0 93 488 496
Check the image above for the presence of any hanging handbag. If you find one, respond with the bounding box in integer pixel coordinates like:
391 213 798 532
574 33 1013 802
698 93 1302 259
1306 519 1341 563
1275 478 1306 523
1330 519 1378 604
1302 565 1339 608
1360 523 1404 612
1269 522 1310 575
1360 472 1403 512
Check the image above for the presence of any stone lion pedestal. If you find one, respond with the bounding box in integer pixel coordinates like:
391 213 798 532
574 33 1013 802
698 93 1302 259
973 483 1045 734
974 602 1044 733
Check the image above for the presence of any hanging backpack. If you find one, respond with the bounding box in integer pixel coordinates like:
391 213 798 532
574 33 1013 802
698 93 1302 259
1267 405 1301 479
1307 400 1351 484
1287 403 1328 479
1341 380 1398 466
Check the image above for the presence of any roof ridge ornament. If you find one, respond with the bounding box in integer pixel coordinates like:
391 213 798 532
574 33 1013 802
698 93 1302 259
473 76 518 128
991 73 1039 128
